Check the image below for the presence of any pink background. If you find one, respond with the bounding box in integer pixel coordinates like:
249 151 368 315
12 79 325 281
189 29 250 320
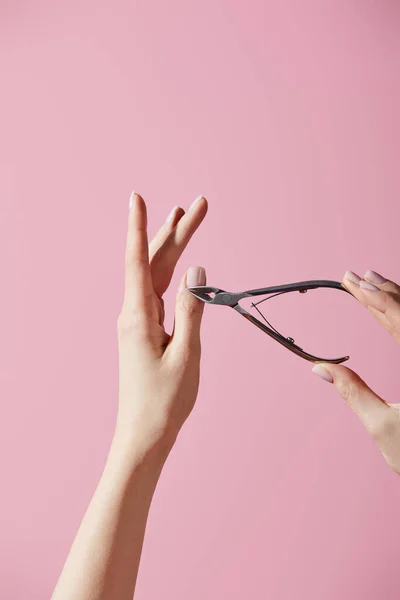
1 1 400 598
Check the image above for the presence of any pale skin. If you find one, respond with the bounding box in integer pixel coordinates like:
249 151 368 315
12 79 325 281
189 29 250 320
52 192 208 599
313 269 400 473
52 193 399 599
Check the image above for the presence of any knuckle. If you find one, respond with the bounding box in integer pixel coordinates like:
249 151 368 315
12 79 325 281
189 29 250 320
125 238 148 265
337 376 359 405
117 311 149 339
125 253 148 269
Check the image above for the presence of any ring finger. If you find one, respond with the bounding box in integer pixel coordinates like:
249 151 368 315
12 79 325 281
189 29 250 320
149 205 186 262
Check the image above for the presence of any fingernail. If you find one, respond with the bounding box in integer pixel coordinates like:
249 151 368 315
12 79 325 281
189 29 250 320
166 205 179 223
129 190 136 210
129 190 141 211
360 280 380 291
344 271 361 285
186 266 206 288
189 195 204 211
312 365 334 383
364 270 387 284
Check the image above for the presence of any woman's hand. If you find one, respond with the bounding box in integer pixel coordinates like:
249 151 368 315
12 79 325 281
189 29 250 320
116 191 208 456
52 192 208 600
312 270 400 473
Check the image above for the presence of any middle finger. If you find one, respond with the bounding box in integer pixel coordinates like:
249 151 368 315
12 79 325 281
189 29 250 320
149 205 185 261
343 270 391 331
150 195 208 298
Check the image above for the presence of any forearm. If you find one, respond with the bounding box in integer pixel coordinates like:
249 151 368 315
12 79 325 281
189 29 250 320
52 192 207 598
52 432 172 600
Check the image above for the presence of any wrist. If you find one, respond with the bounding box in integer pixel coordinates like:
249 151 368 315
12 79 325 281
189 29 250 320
96 431 172 513
110 423 177 472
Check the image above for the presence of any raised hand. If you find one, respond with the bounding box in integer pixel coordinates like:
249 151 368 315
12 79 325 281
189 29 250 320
116 192 209 454
52 191 208 600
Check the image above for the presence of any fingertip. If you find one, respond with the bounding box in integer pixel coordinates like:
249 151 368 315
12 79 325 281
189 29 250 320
200 196 208 213
312 362 354 384
129 190 136 211
166 205 185 225
165 205 179 223
178 265 207 297
364 270 387 285
186 265 206 289
129 190 144 208
343 270 361 286
128 191 147 230
189 195 208 217
312 364 334 383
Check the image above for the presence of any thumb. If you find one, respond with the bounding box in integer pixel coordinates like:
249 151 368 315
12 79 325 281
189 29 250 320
170 266 206 355
312 364 390 440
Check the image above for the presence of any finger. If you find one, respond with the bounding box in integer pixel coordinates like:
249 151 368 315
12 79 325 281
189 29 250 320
358 284 400 342
124 191 154 312
362 271 400 339
363 269 400 295
313 364 400 472
150 196 208 298
342 271 370 305
149 205 185 262
167 266 206 358
342 270 392 334
312 364 391 439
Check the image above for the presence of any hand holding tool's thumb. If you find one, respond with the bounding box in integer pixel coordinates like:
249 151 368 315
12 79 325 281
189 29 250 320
313 364 400 472
312 364 389 435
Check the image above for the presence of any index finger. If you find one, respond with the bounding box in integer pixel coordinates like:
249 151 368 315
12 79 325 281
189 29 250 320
363 270 400 296
343 270 400 343
124 192 154 312
359 286 400 339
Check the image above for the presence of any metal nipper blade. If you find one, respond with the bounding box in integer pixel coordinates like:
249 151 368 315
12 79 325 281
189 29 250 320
188 286 222 303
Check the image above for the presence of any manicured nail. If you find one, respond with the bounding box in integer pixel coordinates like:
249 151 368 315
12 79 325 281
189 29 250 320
360 280 379 291
312 365 334 383
364 270 387 284
344 271 361 285
186 265 206 288
129 190 136 210
166 205 179 223
189 195 204 211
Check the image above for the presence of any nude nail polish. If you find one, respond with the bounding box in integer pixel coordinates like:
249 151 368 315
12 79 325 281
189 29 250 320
186 266 206 288
129 190 136 210
364 270 387 284
189 195 204 211
360 280 379 291
166 205 179 223
344 271 361 285
312 365 334 383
